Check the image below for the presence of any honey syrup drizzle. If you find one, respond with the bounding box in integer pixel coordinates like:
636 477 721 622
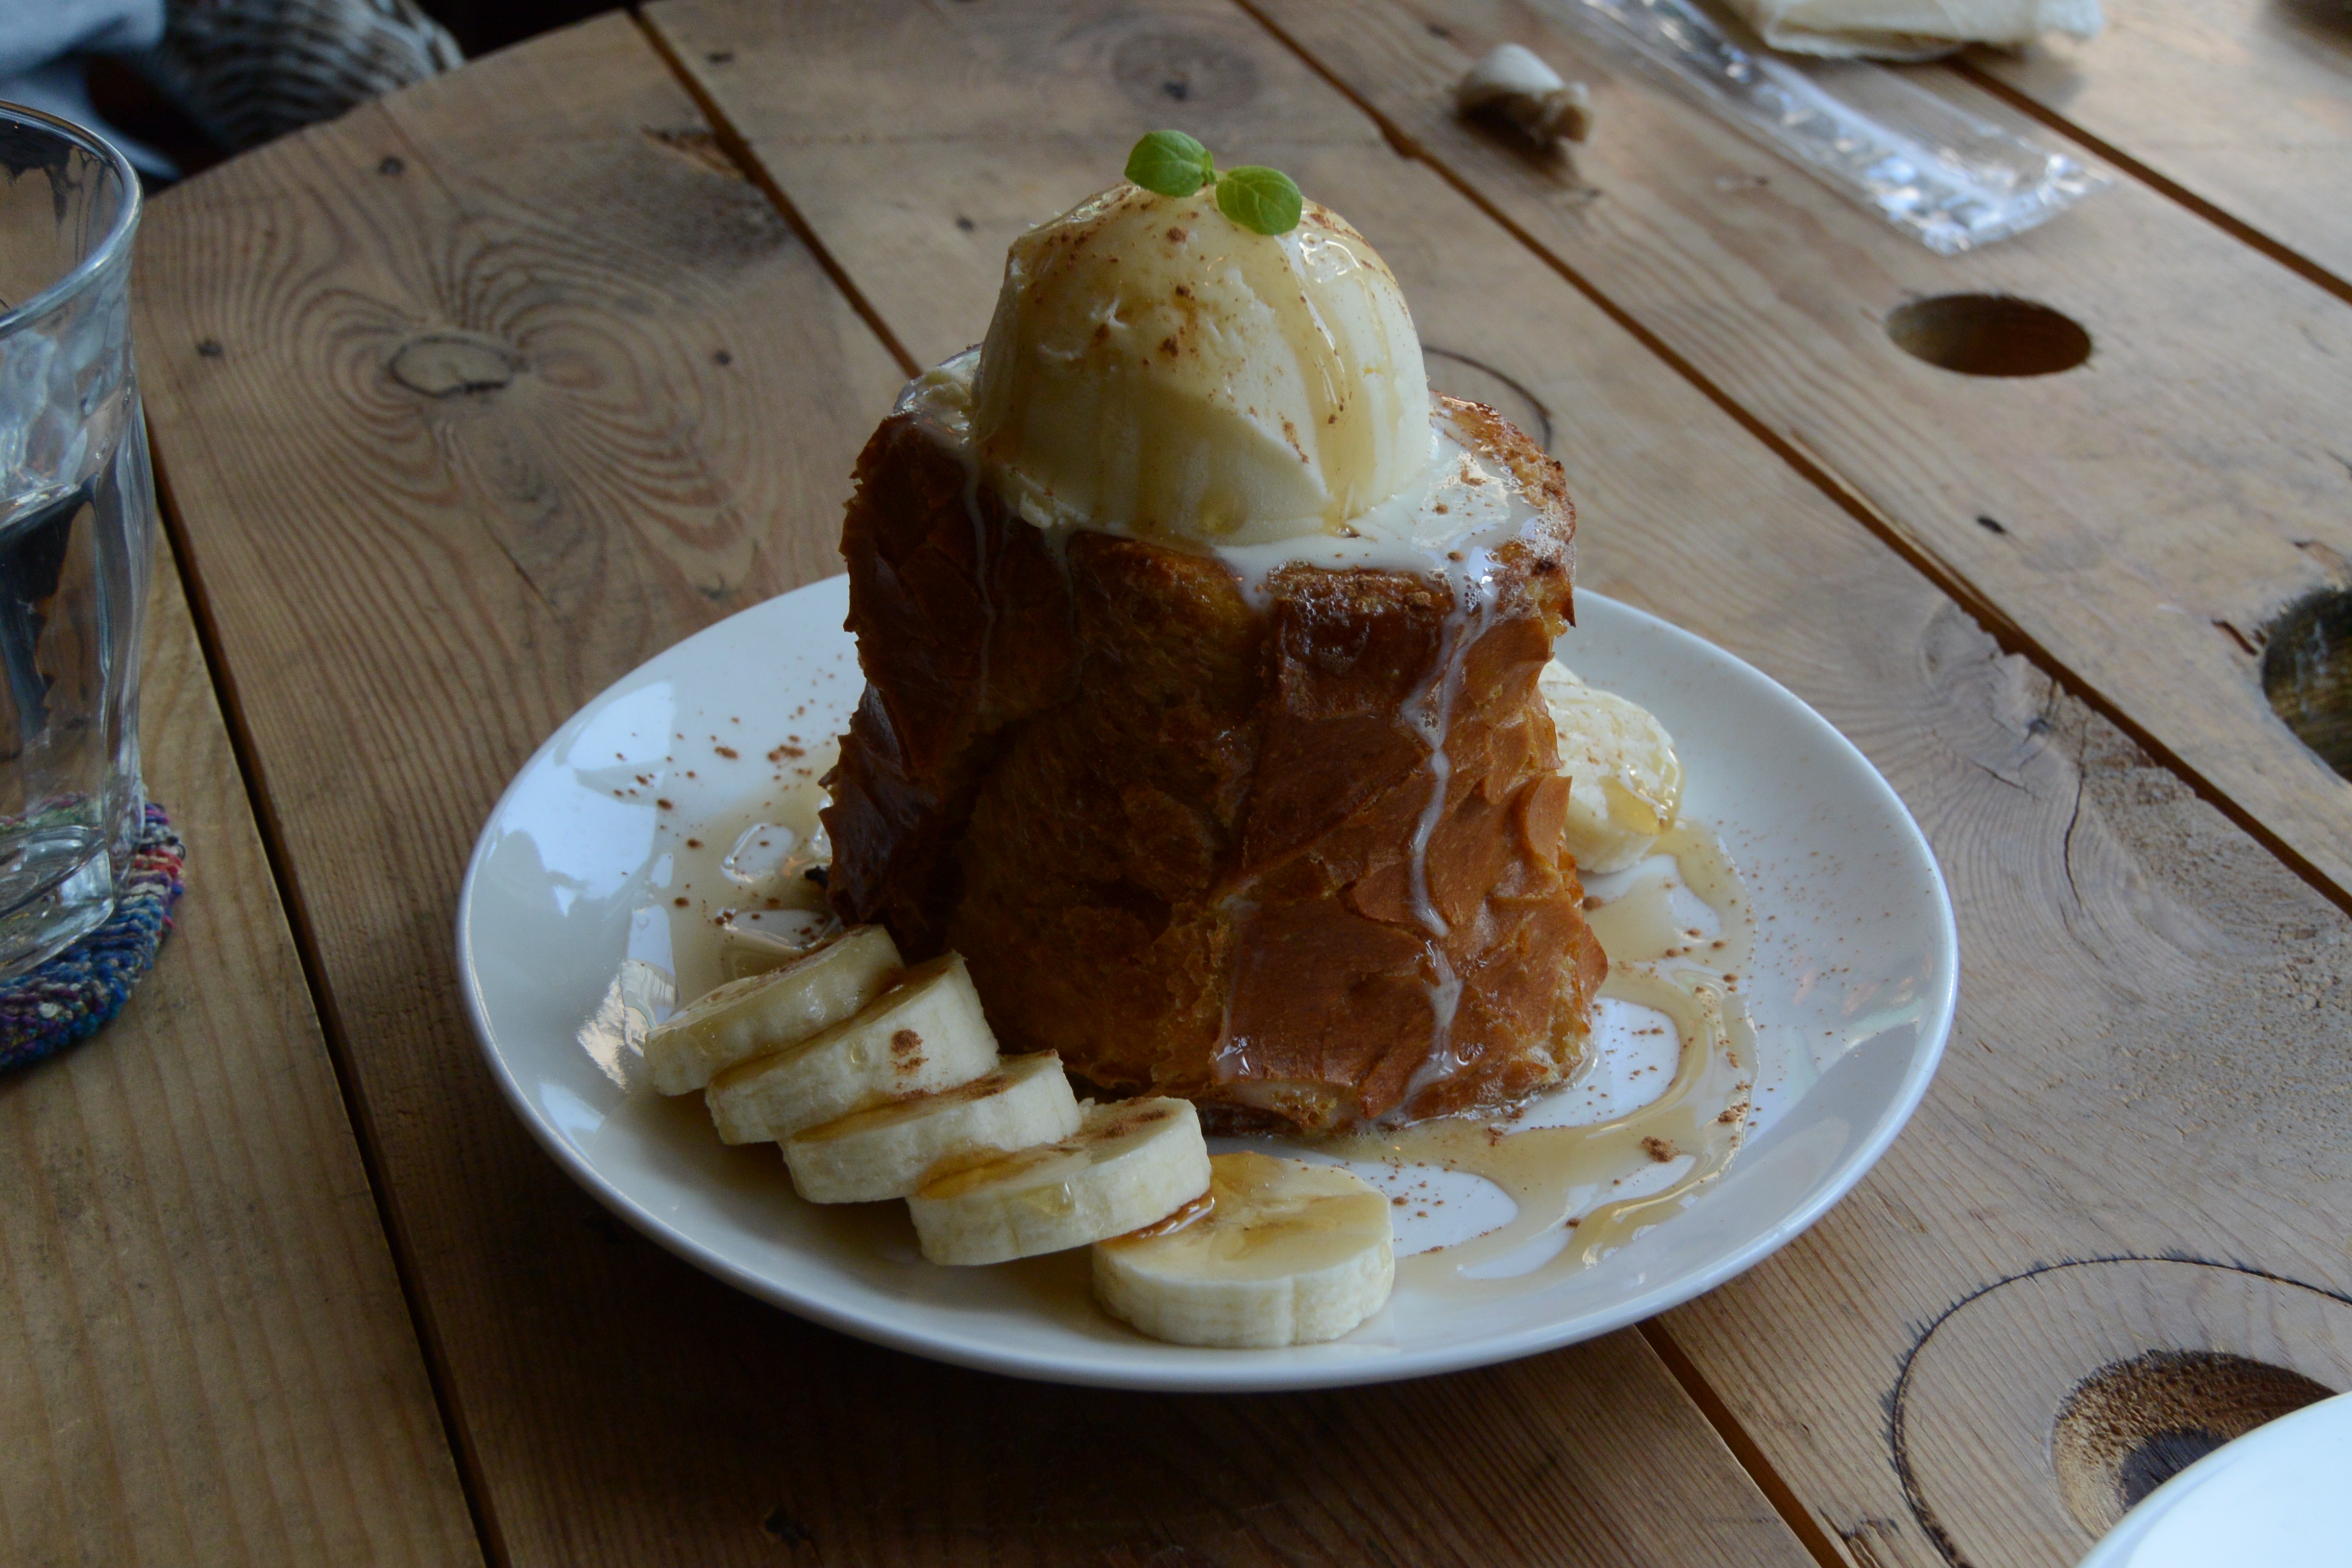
1327 820 1756 1288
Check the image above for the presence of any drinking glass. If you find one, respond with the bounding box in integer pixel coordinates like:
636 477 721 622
0 105 155 976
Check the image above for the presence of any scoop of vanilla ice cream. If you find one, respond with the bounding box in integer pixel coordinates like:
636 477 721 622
970 183 1431 547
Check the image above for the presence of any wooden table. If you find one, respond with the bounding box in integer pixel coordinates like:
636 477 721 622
8 2 2347 1563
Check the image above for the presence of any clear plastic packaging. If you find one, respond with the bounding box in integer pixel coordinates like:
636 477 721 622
1536 0 2110 253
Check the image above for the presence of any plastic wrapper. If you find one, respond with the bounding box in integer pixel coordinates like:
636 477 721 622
1537 0 2110 253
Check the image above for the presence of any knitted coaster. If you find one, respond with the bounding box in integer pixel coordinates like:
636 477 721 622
0 804 186 1072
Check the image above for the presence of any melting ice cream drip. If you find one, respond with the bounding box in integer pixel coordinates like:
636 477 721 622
1393 537 1506 1115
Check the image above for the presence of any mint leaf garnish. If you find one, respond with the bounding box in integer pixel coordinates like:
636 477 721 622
1125 131 1214 198
1213 164 1304 236
1124 135 1306 235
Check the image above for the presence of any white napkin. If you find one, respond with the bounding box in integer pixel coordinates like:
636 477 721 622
1721 0 2101 58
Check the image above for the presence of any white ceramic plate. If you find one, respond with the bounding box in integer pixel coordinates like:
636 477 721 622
457 575 1956 1391
2075 1392 2352 1568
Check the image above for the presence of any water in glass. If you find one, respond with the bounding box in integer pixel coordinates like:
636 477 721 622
0 108 156 976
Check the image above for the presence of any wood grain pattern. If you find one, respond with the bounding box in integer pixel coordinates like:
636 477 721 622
1963 0 2352 289
644 3 2351 1565
0 534 480 1566
1233 0 2352 912
132 11 1815 1567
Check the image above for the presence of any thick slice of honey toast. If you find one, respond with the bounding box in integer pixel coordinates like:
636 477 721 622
824 399 1605 1132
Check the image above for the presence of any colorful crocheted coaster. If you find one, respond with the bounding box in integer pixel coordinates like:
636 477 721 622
0 804 186 1073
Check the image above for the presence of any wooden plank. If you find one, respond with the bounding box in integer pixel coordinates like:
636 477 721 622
132 10 1816 1566
1229 0 2352 911
1962 0 2352 290
0 531 481 1565
642 2 2352 1565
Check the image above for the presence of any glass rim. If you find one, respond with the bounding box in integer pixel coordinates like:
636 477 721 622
0 100 143 340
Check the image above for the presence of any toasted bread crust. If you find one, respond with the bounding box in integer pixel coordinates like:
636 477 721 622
823 402 1606 1131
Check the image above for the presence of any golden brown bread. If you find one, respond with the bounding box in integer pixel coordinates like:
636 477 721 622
822 398 1607 1132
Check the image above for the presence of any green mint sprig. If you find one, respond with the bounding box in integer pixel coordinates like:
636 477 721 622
1123 131 1304 236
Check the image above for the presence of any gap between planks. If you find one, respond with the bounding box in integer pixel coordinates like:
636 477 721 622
1942 57 2352 311
1227 0 2352 924
1640 1321 1858 1568
146 439 516 1568
624 12 1861 1564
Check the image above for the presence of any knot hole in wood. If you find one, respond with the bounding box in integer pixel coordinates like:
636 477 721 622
389 332 522 398
1891 1258 2352 1567
2261 587 2352 780
2052 1349 2333 1535
1110 29 1260 114
1885 294 2091 377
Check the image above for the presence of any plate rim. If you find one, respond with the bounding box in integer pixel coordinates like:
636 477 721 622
2073 1389 2352 1565
455 576 1957 1391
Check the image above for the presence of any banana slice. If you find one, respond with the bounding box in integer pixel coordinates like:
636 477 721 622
705 952 997 1144
1092 1152 1395 1348
718 919 834 983
1538 660 1683 875
643 923 902 1095
908 1098 1210 1265
783 1051 1082 1204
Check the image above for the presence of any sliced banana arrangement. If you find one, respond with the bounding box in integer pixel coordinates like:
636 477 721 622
1538 659 1684 874
785 1051 1082 1204
705 952 999 1143
908 1098 1212 1265
1093 1152 1395 1348
643 922 903 1095
649 924 1298 1347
